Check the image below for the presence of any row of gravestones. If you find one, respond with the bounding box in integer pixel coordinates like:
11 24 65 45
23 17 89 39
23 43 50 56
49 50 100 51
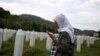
75 35 99 52
0 28 16 48
0 28 58 56
0 28 99 56
14 29 59 56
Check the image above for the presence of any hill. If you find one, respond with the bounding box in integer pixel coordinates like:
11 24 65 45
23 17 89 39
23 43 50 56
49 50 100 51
0 7 97 35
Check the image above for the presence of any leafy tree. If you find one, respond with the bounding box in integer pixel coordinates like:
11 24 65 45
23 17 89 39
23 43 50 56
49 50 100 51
98 31 100 37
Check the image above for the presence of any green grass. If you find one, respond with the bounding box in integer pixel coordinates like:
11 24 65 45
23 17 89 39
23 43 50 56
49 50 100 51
0 34 15 56
23 38 50 56
0 35 100 56
0 35 50 56
74 40 100 56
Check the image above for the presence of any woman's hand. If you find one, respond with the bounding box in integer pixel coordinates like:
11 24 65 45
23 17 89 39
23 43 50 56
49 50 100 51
47 31 58 43
47 31 55 39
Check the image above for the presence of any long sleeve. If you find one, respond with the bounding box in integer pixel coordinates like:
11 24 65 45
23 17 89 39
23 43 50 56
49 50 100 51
57 32 71 52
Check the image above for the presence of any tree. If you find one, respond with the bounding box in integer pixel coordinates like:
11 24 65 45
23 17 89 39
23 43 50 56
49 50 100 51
0 7 10 18
98 31 100 37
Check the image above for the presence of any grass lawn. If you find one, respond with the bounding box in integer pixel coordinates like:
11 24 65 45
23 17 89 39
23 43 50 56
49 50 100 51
74 40 100 56
0 35 100 56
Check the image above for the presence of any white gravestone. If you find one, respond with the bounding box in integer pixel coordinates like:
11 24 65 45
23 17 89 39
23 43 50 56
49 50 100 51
13 30 25 56
35 32 38 39
86 36 90 47
46 34 52 50
36 32 40 39
29 31 35 47
76 36 81 52
90 37 95 45
3 29 9 41
80 36 84 44
25 31 31 42
8 29 16 39
0 28 3 49
40 33 46 41
38 32 42 40
40 32 43 41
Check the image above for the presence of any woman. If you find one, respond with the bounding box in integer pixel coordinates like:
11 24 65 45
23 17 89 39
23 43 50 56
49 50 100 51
47 14 74 56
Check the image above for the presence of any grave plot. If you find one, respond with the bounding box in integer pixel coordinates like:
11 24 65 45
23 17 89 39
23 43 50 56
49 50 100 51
0 28 100 56
13 30 25 56
76 35 98 52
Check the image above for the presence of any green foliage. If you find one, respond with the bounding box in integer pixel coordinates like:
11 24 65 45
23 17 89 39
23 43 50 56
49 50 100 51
23 38 50 56
0 35 100 56
74 28 96 36
0 7 57 33
0 34 15 56
0 35 50 56
0 7 97 35
0 7 10 18
74 40 100 56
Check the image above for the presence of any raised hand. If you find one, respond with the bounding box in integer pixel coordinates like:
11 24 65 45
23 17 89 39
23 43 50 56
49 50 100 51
47 31 58 43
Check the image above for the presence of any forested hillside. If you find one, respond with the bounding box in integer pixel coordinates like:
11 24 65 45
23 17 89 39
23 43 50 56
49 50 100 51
0 7 98 36
0 7 56 33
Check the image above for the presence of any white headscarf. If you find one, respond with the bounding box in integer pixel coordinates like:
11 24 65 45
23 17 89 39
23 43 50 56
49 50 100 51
54 14 74 43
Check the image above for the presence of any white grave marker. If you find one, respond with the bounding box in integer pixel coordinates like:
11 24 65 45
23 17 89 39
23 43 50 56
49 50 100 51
90 37 95 45
29 31 35 47
13 30 25 56
46 34 52 50
25 31 31 42
3 29 8 41
0 28 3 49
86 36 90 47
76 35 81 52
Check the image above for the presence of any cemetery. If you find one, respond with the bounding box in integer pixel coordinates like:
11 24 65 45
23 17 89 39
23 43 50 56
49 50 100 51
0 0 100 56
0 28 100 56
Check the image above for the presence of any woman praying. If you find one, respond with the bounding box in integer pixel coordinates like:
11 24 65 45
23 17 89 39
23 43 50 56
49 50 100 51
47 14 74 56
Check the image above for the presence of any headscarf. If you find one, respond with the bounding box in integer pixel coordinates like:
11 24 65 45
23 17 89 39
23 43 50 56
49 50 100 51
54 14 74 43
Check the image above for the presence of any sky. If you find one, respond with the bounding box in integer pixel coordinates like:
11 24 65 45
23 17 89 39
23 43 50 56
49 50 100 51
0 0 100 31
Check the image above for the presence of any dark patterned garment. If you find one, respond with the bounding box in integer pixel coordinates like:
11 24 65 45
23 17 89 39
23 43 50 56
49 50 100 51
51 32 74 56
51 43 57 56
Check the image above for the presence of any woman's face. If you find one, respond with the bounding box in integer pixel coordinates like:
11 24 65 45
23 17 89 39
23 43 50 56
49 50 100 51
54 21 59 29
